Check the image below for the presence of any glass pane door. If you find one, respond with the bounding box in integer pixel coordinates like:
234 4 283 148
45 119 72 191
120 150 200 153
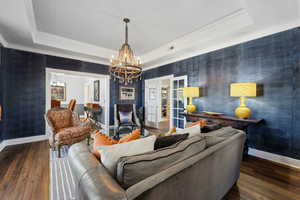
171 76 187 129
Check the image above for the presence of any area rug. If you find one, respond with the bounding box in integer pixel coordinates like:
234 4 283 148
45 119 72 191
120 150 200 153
50 146 76 200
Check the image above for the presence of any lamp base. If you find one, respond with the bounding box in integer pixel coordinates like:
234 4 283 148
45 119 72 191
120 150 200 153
186 104 196 113
235 106 251 119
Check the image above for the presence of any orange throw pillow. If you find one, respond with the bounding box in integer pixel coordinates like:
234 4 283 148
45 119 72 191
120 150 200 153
187 120 206 128
93 131 118 158
160 126 177 137
118 129 141 144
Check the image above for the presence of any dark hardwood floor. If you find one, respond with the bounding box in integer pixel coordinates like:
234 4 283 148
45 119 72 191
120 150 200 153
1 141 300 200
0 141 49 200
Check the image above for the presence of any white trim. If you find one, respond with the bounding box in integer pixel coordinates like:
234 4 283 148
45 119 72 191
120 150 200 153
249 148 300 169
0 135 48 152
0 34 8 47
143 20 300 70
145 75 174 128
0 141 5 152
34 31 117 59
7 43 109 66
45 68 110 133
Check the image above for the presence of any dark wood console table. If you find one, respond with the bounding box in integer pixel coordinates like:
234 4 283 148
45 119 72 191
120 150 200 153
182 112 263 157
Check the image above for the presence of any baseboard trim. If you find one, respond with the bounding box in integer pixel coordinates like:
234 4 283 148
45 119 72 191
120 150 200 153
0 135 48 152
249 148 300 169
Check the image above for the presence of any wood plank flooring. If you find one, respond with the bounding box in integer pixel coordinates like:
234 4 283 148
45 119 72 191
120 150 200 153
0 141 49 200
1 141 300 200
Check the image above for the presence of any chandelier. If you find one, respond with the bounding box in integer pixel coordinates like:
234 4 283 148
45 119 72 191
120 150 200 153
109 18 142 85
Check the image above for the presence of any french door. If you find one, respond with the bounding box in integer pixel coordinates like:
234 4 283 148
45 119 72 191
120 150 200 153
145 79 161 128
171 76 187 129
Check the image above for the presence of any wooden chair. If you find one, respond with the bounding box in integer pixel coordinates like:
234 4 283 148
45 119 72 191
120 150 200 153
68 99 76 111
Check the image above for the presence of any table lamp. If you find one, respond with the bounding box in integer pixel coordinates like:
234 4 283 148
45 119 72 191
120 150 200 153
183 87 200 113
230 82 257 119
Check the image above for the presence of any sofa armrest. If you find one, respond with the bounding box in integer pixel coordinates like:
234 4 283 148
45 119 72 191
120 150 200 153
126 131 246 200
69 142 127 200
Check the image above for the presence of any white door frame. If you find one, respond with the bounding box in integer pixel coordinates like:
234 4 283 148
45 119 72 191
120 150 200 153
45 68 110 133
144 75 174 128
171 75 188 129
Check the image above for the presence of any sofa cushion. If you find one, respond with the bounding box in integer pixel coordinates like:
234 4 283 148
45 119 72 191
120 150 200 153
118 129 141 143
116 135 206 189
55 126 90 145
97 136 156 177
204 126 238 138
175 124 201 138
92 132 118 158
205 136 227 147
154 133 189 150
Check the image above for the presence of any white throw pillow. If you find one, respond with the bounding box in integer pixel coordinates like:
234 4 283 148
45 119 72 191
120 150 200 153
97 135 157 176
175 124 201 138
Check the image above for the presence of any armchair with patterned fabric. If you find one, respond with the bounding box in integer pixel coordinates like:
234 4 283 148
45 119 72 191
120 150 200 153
114 104 141 139
45 108 91 157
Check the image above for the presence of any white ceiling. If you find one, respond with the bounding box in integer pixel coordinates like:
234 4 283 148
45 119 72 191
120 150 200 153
0 0 299 69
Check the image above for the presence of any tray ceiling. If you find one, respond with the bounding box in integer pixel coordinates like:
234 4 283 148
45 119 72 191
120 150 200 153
0 0 299 68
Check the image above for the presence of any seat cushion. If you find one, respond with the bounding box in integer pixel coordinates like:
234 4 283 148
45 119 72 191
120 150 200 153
116 135 206 189
55 126 90 145
92 132 118 158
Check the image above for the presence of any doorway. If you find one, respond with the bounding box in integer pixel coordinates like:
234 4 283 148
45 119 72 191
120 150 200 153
45 68 110 133
145 75 187 133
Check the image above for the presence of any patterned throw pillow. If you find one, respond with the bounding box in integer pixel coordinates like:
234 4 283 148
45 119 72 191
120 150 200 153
119 111 133 123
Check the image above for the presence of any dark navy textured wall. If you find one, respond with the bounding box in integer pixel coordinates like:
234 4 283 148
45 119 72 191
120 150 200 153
142 27 300 159
0 48 141 140
0 46 3 142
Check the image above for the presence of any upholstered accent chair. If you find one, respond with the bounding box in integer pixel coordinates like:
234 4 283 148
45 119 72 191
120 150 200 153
114 104 141 139
45 108 91 157
68 99 76 111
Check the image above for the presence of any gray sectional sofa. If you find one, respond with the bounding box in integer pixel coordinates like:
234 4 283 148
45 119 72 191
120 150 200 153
68 127 246 200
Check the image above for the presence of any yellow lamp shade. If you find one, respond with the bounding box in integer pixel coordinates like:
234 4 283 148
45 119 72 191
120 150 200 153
183 87 200 97
230 83 257 97
230 82 257 119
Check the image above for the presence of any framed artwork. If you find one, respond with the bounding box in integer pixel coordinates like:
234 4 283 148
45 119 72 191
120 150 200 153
94 80 100 101
120 86 135 100
51 83 66 101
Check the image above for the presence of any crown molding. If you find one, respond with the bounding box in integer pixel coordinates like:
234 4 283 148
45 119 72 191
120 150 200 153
143 20 300 71
34 31 117 58
141 8 253 64
7 42 109 65
24 0 117 60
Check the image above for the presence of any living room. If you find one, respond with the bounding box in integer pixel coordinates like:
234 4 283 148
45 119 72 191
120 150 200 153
0 0 300 200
